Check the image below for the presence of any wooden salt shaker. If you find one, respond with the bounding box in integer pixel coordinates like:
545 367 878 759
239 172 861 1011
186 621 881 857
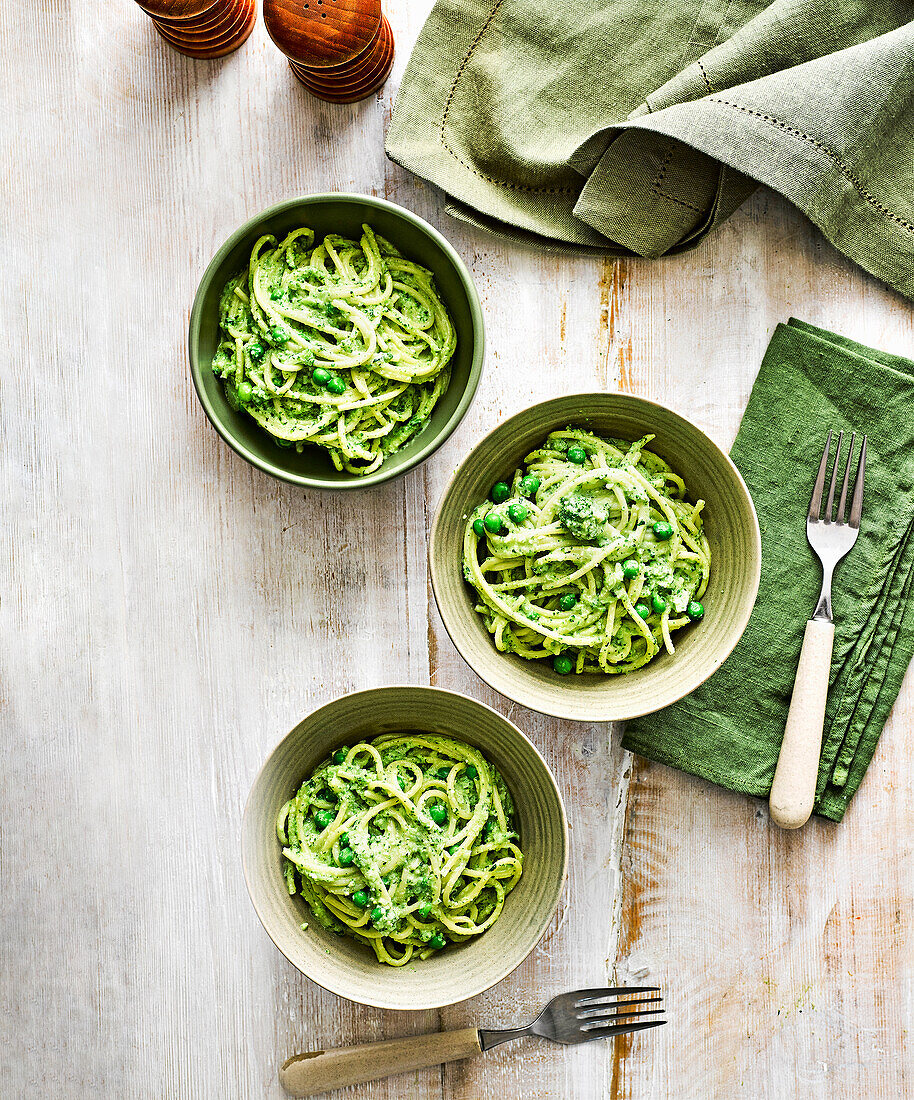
263 0 394 104
134 0 257 59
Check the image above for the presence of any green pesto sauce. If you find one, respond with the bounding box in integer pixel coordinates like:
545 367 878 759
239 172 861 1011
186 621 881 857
278 734 522 965
463 427 711 675
212 224 456 476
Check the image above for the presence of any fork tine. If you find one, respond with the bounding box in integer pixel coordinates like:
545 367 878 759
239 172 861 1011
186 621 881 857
849 436 867 529
577 998 662 1019
573 987 659 1008
824 430 843 522
809 430 832 521
835 431 856 523
579 1007 666 1026
579 1019 667 1041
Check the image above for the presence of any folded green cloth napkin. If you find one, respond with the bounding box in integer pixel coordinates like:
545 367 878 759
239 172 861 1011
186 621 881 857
387 1 914 299
623 320 914 821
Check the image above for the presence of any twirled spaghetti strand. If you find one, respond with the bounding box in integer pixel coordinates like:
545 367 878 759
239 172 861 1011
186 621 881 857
212 225 456 474
464 429 711 674
277 734 522 966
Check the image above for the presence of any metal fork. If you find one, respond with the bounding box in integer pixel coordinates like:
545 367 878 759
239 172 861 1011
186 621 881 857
279 987 665 1096
769 430 867 830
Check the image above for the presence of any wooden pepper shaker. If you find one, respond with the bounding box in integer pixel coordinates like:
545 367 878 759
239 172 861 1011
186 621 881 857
262 0 394 104
134 0 257 59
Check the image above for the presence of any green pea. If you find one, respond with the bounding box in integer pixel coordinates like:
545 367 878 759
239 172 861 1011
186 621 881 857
235 381 253 404
464 765 478 779
653 520 674 540
508 502 528 524
370 906 384 923
332 748 346 764
634 601 651 619
429 801 448 825
314 809 334 830
352 890 368 908
429 932 446 950
416 903 433 919
520 475 540 497
340 833 350 847
312 367 331 386
687 600 705 620
472 518 485 537
559 592 577 611
553 654 573 675
483 512 503 534
622 559 640 580
326 377 347 395
567 446 587 464
248 343 264 361
270 327 288 343
338 847 354 866
651 593 667 614
491 481 510 504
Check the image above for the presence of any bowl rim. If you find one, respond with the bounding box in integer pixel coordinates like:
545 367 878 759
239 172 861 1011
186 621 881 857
429 392 763 721
240 684 569 1010
188 193 485 490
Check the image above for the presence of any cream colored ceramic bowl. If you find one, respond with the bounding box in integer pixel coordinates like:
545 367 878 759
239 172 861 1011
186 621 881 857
241 687 567 1010
430 393 761 722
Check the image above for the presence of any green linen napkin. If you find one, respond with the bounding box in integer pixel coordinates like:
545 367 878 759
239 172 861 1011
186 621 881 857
386 1 914 299
623 319 914 821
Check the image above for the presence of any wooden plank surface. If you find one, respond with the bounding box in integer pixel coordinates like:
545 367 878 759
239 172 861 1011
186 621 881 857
2 3 912 1097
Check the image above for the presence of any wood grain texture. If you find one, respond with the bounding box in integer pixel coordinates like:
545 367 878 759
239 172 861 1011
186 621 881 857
287 17 394 105
263 1 395 105
2 2 913 1098
138 0 257 59
279 1026 482 1095
263 0 382 67
135 0 228 18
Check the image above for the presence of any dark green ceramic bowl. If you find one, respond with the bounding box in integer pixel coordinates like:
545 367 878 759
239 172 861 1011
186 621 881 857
189 194 484 489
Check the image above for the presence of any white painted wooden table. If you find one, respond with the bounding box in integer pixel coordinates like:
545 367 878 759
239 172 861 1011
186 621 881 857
4 4 913 1097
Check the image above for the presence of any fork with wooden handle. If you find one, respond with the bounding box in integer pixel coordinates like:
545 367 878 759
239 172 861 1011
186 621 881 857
769 430 867 830
279 986 665 1096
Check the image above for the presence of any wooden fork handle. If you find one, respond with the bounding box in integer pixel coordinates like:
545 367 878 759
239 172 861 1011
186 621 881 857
279 1027 482 1096
769 619 835 830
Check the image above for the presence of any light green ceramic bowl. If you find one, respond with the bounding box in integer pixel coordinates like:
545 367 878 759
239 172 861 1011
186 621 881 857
189 194 484 489
431 393 762 722
241 687 567 1010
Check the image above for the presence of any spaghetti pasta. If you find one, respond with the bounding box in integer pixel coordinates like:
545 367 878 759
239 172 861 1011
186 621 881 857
212 224 456 475
463 428 711 675
277 733 522 966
